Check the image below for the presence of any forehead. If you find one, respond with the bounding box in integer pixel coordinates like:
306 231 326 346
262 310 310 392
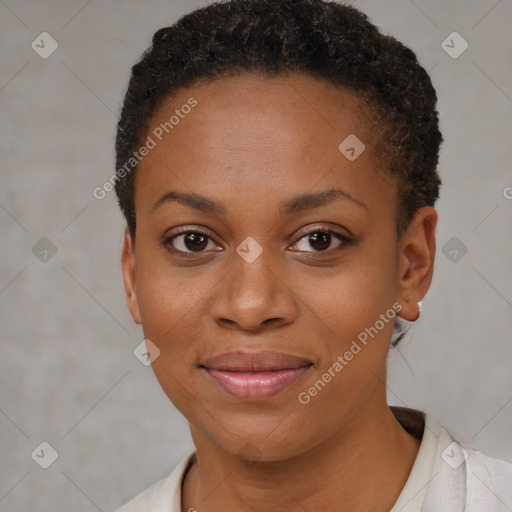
135 73 395 219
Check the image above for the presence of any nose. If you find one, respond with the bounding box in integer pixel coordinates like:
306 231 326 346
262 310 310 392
210 251 298 333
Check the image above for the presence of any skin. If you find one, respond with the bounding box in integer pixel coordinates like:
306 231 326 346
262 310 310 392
121 73 437 512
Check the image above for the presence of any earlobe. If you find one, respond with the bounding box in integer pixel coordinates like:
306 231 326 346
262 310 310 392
396 206 437 322
121 228 142 325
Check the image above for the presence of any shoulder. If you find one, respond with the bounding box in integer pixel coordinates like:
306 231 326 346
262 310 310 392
430 422 512 511
392 407 512 512
113 451 196 512
464 444 512 511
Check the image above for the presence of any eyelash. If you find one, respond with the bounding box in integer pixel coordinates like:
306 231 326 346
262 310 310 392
162 225 353 258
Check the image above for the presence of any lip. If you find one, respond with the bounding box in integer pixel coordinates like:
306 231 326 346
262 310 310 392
201 350 313 401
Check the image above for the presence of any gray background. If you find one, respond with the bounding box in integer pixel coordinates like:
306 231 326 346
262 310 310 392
1 0 511 510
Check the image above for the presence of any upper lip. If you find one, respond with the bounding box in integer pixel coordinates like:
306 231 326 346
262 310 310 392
201 350 313 372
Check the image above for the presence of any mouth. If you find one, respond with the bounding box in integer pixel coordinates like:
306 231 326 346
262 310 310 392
200 350 313 401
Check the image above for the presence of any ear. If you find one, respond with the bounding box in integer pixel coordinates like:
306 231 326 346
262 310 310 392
396 206 437 322
121 228 142 325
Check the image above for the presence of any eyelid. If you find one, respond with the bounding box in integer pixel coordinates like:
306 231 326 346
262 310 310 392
164 225 217 240
293 223 352 240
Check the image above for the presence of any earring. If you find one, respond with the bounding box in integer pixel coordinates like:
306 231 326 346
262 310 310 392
395 301 422 322
411 301 422 321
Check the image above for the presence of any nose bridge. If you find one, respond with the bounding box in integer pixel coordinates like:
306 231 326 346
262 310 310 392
211 242 297 331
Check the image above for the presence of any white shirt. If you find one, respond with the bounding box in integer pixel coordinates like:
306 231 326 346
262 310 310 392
114 407 512 511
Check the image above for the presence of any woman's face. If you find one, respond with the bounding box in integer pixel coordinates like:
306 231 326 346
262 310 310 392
122 73 435 461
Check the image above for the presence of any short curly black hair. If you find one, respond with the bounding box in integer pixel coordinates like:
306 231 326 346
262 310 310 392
114 0 443 346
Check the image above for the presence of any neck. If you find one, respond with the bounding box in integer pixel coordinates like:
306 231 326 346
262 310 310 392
182 397 421 512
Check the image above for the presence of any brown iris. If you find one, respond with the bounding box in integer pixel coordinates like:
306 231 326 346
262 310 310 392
308 232 331 251
184 233 209 251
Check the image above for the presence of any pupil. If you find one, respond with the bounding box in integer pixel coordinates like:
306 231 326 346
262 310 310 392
185 233 208 251
310 232 330 251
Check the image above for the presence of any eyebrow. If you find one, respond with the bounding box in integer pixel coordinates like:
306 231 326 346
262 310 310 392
152 188 367 216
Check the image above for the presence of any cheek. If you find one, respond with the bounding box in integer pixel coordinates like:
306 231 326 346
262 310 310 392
291 244 399 396
136 258 205 412
135 237 209 326
292 271 396 436
134 244 206 369
296 253 397 344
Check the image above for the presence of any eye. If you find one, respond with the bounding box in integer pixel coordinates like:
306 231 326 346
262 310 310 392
163 225 352 257
164 228 219 254
290 228 351 253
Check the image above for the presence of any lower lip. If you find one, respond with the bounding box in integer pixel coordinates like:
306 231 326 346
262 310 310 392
204 366 312 401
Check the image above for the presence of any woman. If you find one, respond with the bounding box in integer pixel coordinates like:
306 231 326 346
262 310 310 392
113 1 512 510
